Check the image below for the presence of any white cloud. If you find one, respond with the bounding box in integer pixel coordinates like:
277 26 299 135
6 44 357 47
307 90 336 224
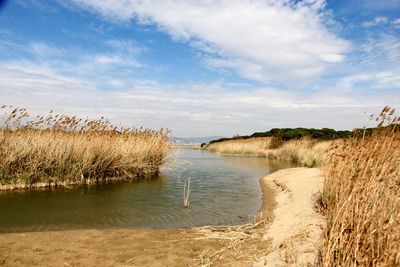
67 0 350 83
29 42 66 57
337 70 400 90
105 39 143 55
95 54 139 67
362 16 389 27
393 18 400 26
362 16 400 28
0 39 143 89
360 34 400 64
0 61 398 137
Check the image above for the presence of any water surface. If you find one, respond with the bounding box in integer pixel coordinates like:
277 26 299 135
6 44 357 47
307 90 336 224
0 149 291 232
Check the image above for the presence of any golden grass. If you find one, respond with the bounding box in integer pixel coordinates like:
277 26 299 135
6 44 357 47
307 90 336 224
0 105 170 189
207 137 278 156
320 107 400 266
207 137 331 167
265 139 332 167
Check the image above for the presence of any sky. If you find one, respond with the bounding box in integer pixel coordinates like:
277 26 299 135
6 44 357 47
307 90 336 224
0 0 399 137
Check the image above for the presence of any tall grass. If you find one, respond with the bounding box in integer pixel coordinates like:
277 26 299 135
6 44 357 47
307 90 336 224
320 107 400 266
207 136 330 167
265 139 332 167
0 105 170 189
207 137 280 156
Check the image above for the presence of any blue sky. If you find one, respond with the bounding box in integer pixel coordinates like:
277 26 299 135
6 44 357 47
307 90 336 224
0 0 399 137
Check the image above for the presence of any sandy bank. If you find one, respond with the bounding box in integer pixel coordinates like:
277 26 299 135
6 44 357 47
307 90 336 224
255 167 325 266
0 168 323 266
0 179 274 267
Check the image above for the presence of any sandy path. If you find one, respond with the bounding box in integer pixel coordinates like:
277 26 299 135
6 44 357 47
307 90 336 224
255 168 324 267
0 168 323 267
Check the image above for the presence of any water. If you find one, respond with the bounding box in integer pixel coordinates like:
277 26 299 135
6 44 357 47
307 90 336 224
0 149 291 233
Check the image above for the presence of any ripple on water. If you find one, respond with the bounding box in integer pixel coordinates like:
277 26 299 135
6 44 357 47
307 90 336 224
0 149 293 232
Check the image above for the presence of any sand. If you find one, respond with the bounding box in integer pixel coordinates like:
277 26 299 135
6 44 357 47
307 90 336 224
0 168 324 266
255 168 325 266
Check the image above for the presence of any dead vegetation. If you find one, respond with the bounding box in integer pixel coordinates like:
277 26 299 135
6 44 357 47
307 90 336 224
207 137 331 167
187 180 276 267
207 137 277 156
320 106 400 266
0 105 170 190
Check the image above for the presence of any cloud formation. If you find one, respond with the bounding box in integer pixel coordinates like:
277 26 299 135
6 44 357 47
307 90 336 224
362 16 389 27
68 0 350 83
360 34 400 64
362 16 400 27
0 59 397 137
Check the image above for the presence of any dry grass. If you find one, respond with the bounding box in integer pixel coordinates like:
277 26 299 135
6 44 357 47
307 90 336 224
266 139 332 167
0 105 170 189
320 106 400 266
207 137 330 167
207 137 280 156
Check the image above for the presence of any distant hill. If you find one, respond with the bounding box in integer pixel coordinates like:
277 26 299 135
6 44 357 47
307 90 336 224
172 136 226 145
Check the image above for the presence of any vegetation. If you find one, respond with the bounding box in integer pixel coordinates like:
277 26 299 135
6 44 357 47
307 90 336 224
209 127 352 144
0 105 170 190
265 138 331 167
207 136 331 167
319 106 399 266
207 137 279 156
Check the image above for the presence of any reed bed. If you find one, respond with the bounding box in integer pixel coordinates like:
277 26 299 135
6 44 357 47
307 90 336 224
0 105 170 190
320 106 400 266
265 139 332 167
207 136 330 167
207 137 279 156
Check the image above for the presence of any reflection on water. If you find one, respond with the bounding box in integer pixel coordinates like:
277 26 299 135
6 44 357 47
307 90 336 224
0 149 292 233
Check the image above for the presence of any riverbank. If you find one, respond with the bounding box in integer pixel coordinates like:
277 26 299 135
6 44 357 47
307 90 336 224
0 167 323 266
207 137 331 167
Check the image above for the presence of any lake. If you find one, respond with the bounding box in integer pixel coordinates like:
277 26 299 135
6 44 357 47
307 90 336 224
0 149 291 232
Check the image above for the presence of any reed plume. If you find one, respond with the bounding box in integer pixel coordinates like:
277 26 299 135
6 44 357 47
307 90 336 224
0 105 171 190
319 106 399 266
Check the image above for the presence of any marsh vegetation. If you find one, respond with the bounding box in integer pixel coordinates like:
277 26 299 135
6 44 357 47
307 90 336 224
319 107 400 266
0 105 170 189
207 137 331 167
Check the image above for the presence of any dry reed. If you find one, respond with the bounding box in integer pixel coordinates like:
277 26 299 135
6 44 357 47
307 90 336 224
0 105 170 189
183 177 191 208
320 106 400 266
207 136 330 167
265 139 332 167
207 137 279 156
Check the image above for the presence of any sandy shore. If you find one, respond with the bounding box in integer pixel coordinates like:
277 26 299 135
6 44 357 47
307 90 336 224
255 168 325 266
0 168 324 267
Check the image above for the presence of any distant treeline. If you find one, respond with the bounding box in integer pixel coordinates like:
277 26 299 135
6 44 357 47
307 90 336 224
209 128 360 144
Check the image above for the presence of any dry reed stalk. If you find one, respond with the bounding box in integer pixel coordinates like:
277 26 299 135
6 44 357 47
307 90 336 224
183 177 191 208
0 105 170 189
320 106 400 266
190 219 269 266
